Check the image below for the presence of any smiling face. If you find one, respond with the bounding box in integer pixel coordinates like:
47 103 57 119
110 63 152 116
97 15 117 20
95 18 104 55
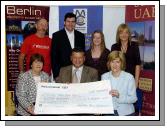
36 19 48 34
119 28 129 42
31 60 43 73
64 17 76 32
109 58 122 74
93 32 102 46
71 52 85 68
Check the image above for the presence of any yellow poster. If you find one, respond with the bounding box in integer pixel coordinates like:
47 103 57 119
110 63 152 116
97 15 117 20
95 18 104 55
139 77 152 92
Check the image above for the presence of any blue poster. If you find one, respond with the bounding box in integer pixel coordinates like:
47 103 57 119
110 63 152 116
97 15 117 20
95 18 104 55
59 6 103 50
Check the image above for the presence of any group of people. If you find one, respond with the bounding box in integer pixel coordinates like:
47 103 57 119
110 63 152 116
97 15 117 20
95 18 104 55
16 12 141 116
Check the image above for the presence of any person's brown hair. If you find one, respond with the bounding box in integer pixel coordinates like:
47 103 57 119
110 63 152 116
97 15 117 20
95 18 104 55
91 30 106 52
29 53 44 69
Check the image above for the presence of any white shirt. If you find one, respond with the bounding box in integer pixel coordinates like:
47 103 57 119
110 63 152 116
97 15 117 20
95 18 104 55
65 28 74 48
33 75 41 89
72 66 83 83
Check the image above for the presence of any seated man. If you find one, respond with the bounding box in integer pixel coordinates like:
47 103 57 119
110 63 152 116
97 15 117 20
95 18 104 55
57 47 98 83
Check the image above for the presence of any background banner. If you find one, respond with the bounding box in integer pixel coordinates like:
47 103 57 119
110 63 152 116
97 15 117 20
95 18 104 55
125 5 155 22
5 5 50 91
59 6 103 50
125 5 155 116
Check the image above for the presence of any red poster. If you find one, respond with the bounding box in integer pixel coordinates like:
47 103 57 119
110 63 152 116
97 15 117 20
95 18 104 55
140 70 155 116
125 5 155 116
5 5 49 21
6 5 50 91
126 5 155 22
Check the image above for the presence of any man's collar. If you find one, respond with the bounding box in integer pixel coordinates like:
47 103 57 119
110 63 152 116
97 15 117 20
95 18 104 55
65 28 74 34
72 65 84 71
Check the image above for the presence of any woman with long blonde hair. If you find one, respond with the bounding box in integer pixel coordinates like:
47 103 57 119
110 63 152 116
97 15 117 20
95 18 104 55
85 30 110 80
111 23 141 88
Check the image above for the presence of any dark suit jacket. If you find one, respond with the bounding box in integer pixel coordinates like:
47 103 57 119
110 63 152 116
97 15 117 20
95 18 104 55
51 28 85 79
57 65 98 83
111 42 141 77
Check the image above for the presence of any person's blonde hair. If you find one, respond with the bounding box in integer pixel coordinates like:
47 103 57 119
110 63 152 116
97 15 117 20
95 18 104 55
91 30 106 52
107 51 126 70
116 23 131 44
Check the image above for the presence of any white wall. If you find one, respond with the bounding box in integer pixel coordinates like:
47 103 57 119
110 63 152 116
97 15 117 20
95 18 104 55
103 5 125 50
49 6 59 38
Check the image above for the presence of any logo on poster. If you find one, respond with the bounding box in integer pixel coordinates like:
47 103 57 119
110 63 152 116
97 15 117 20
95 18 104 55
73 9 87 33
75 10 86 26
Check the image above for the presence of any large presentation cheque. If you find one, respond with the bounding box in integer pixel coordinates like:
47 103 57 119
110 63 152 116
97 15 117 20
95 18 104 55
34 80 114 114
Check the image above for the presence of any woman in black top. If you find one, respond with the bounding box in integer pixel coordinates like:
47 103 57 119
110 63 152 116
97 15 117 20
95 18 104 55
85 30 110 80
111 23 141 88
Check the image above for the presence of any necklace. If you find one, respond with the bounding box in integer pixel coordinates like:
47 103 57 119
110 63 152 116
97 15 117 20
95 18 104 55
121 45 127 53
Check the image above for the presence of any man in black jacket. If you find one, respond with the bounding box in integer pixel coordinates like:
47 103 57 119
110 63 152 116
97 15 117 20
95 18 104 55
51 12 85 81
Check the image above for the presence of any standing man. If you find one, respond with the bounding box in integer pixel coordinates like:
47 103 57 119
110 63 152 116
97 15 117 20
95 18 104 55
18 18 51 75
51 12 85 81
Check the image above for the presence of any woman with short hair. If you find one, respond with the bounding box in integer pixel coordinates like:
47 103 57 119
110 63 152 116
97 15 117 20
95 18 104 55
16 53 50 116
101 51 137 116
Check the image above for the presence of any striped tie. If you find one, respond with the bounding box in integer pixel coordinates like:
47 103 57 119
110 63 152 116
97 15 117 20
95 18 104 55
72 69 79 83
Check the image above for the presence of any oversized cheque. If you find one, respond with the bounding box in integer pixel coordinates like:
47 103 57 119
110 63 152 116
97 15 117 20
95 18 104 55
34 80 114 114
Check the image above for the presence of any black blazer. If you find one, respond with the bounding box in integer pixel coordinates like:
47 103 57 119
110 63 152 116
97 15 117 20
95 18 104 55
51 28 85 79
111 42 141 77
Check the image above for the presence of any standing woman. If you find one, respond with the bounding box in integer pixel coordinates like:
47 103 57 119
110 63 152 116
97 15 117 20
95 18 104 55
101 51 137 116
85 30 110 80
16 53 50 116
111 23 141 88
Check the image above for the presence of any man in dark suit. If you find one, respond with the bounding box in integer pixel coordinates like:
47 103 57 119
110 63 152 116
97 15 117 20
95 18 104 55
51 12 85 81
57 48 98 83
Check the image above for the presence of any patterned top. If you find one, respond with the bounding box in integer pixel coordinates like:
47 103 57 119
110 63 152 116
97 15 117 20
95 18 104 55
16 70 49 116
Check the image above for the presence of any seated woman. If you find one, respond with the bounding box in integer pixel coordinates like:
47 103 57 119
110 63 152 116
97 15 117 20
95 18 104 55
16 53 50 116
101 51 137 116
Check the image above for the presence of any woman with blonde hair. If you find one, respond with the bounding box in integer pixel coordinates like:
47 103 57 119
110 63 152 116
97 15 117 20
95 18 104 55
111 23 141 87
101 51 137 116
85 30 110 80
